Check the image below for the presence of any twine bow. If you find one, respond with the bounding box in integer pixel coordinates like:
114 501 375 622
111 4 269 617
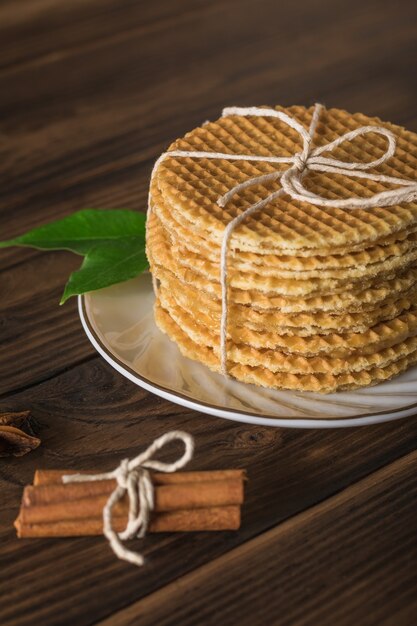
63 431 194 566
150 103 417 375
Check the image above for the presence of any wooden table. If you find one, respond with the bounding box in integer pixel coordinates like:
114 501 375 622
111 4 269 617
1 1 417 624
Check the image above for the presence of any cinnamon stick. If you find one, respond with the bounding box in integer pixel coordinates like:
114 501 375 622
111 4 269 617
16 467 245 539
20 478 244 524
15 505 241 537
22 478 244 512
33 469 245 486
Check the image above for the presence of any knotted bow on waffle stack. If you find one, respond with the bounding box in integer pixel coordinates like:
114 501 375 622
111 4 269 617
146 104 417 393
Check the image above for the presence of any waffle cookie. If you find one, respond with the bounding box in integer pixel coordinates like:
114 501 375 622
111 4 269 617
146 104 417 393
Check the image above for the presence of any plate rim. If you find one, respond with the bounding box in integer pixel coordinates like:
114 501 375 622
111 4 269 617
79 294 417 428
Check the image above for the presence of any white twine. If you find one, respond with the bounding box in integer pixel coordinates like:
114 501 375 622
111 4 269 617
63 431 194 566
149 103 417 375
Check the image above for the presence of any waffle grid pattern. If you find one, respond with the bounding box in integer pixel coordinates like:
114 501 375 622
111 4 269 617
147 105 417 393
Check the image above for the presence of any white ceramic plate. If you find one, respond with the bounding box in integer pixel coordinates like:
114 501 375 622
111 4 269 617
79 273 417 429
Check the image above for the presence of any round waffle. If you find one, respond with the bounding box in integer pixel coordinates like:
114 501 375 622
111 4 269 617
158 280 417 335
146 104 417 393
151 180 417 268
148 210 417 307
156 106 417 252
155 305 417 393
156 296 417 375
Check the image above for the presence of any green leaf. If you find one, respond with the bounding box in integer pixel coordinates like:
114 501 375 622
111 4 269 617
0 209 146 254
60 239 148 303
0 209 149 302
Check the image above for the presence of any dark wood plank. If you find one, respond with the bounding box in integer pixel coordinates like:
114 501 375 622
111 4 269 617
0 358 416 625
1 0 417 624
0 251 96 395
0 0 211 72
1 0 416 238
99 450 417 626
1 0 416 394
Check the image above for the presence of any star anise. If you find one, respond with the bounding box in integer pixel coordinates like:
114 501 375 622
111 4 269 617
0 411 41 457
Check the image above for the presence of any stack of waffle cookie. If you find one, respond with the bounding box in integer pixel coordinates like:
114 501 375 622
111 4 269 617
146 105 417 393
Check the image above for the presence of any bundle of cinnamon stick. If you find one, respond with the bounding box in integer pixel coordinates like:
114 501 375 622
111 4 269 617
15 469 246 537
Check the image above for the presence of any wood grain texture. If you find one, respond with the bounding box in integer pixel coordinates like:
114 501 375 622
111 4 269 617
98 451 417 626
1 0 417 624
1 360 417 625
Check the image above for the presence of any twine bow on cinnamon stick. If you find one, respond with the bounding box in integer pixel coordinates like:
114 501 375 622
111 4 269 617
63 431 194 566
15 441 245 564
149 103 417 375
